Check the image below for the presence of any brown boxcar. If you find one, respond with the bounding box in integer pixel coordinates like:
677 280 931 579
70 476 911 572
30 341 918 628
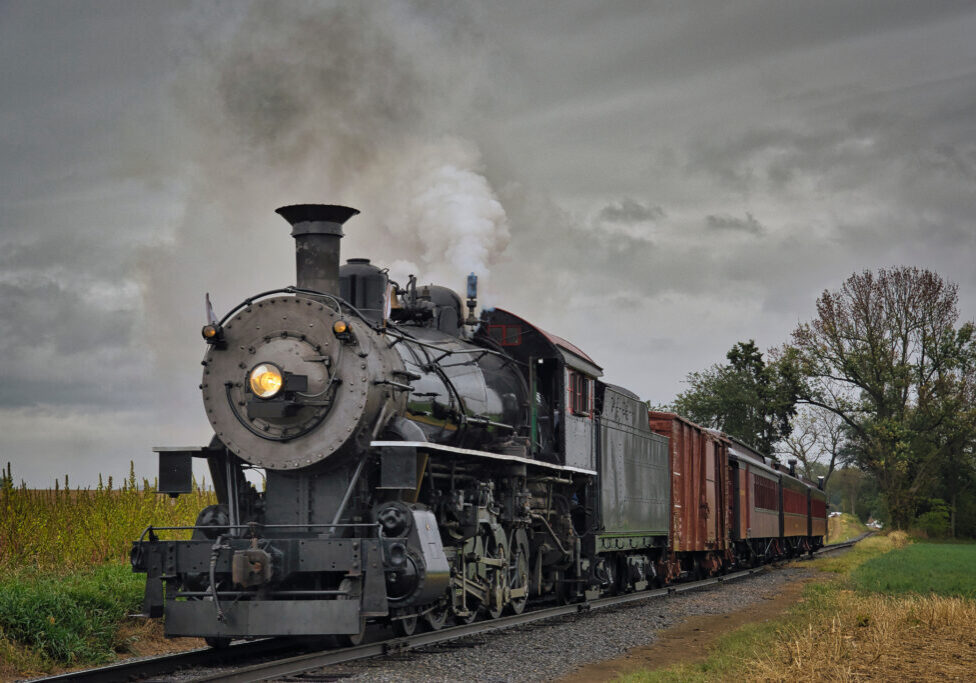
647 412 730 563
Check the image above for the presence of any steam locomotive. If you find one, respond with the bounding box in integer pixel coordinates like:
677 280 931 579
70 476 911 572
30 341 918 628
131 204 826 646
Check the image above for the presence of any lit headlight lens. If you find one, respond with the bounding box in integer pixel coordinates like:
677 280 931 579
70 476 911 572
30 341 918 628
249 363 283 399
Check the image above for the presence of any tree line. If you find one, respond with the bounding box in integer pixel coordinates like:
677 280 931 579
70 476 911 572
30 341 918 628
667 266 976 536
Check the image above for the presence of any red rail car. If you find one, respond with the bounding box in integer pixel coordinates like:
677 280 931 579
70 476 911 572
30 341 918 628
809 483 827 541
726 436 826 562
728 439 780 542
647 411 730 578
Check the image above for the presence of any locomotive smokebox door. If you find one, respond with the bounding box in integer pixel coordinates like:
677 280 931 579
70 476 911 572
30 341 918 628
154 447 199 497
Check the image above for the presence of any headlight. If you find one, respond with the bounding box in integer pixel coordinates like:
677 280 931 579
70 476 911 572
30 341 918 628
249 363 283 399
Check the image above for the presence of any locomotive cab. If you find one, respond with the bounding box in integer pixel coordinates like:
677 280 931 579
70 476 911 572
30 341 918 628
478 308 601 471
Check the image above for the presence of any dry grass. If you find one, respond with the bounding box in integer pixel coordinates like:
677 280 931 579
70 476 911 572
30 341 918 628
622 531 976 683
0 634 49 682
0 606 206 682
749 590 976 681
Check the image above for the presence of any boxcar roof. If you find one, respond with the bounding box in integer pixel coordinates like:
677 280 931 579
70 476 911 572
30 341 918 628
648 411 731 443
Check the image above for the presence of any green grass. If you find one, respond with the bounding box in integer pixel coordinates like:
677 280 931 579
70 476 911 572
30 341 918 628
810 530 910 575
0 563 144 665
851 542 976 598
827 512 868 543
0 463 215 672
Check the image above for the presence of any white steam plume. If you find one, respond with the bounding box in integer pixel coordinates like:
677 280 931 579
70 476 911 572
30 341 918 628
385 137 510 287
132 2 512 371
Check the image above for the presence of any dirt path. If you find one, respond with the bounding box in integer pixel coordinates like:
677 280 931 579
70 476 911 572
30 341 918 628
559 576 814 682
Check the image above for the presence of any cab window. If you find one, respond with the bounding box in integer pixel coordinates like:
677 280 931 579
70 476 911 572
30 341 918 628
568 371 590 415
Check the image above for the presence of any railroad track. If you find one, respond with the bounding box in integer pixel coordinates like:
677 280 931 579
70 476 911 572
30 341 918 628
32 536 866 683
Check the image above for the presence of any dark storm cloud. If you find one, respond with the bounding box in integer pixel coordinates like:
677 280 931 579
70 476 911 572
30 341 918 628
0 277 151 409
597 198 665 224
0 2 182 206
0 234 132 280
705 213 764 235
482 2 976 137
0 279 131 355
683 120 893 194
3 1 976 483
0 2 185 420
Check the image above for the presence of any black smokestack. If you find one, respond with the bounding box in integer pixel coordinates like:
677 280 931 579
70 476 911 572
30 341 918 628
276 204 360 295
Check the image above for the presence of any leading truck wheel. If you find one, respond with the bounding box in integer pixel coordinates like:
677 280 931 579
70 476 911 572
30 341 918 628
336 618 366 647
392 614 418 637
423 602 449 631
335 577 366 646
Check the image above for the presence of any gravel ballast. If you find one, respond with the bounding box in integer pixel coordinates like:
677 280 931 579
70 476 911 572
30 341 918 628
299 566 814 682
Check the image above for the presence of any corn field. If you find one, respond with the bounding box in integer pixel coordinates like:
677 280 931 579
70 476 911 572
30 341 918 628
0 462 215 572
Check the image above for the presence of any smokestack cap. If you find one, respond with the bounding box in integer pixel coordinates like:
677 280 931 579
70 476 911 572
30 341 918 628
276 204 360 237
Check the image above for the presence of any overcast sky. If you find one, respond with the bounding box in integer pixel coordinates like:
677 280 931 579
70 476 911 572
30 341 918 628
2 1 975 486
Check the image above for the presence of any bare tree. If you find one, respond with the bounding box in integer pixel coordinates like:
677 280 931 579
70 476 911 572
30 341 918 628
779 406 845 484
790 266 976 530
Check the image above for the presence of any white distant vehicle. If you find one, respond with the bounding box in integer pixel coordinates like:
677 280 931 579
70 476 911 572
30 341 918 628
867 520 883 529
829 511 842 518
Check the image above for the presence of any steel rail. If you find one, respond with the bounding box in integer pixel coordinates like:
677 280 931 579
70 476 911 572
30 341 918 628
27 638 290 683
32 536 865 683
192 539 864 683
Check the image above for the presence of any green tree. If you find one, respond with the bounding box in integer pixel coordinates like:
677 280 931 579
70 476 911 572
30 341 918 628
790 266 976 530
930 439 976 537
828 466 868 518
673 340 801 455
915 498 951 538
